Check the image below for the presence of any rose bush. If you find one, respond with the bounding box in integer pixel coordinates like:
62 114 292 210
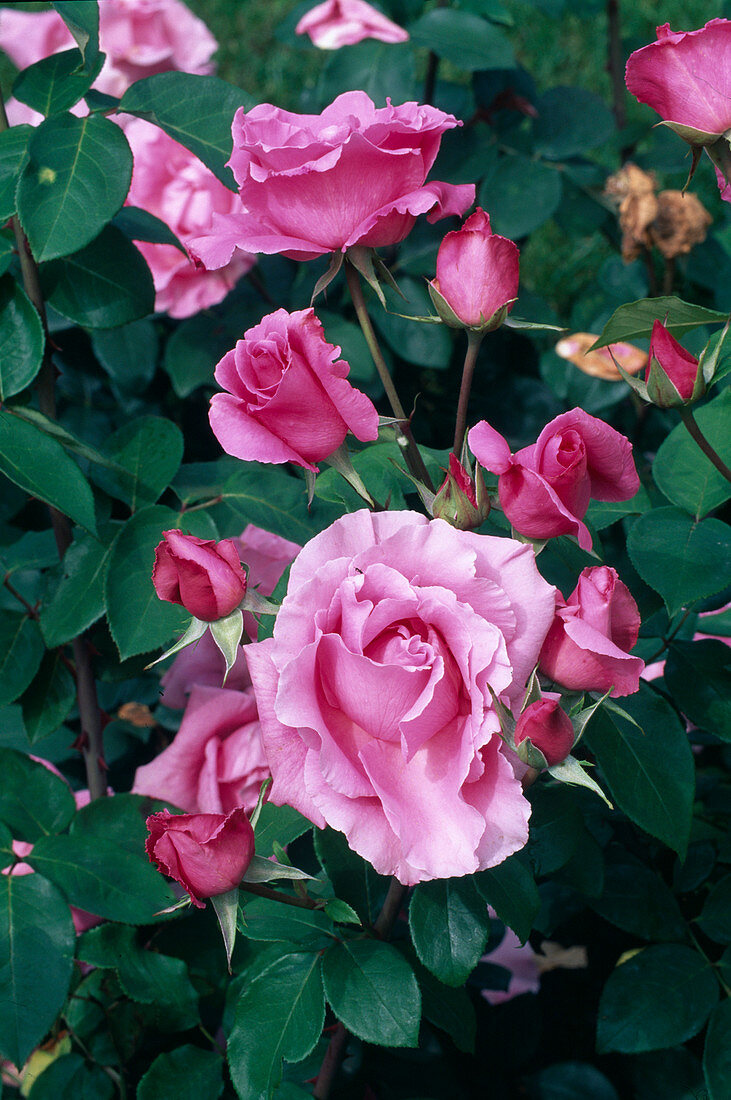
189 90 475 264
245 510 556 885
145 807 255 907
296 0 409 49
152 531 248 621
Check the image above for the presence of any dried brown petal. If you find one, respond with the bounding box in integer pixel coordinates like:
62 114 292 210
555 332 647 381
650 189 712 258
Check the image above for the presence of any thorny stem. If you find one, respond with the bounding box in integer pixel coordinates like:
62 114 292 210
452 331 484 457
344 261 435 494
0 88 107 801
679 407 731 485
3 574 39 618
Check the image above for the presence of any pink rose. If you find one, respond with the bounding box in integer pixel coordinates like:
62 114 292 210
514 698 575 767
480 918 540 1006
468 409 640 551
645 320 704 407
152 531 248 621
123 118 254 318
0 0 217 98
625 20 731 141
145 806 255 907
296 0 409 49
133 685 269 814
539 566 644 699
188 90 475 264
209 307 379 472
245 510 556 885
428 208 519 330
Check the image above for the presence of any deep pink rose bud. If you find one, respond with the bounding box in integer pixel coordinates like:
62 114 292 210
145 807 255 908
432 453 490 530
514 698 575 767
539 566 645 698
209 307 379 472
428 208 519 331
468 409 640 551
296 0 409 49
152 531 248 622
645 320 705 407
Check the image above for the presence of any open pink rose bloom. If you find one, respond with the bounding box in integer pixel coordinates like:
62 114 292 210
189 91 475 264
245 510 556 885
296 0 409 49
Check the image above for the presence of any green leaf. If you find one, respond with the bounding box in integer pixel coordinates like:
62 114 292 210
27 833 178 923
409 877 490 986
228 950 324 1100
112 205 186 253
0 614 44 707
40 530 114 648
13 49 102 117
627 508 731 616
403 946 476 1053
317 310 380 396
40 225 155 328
51 1 100 73
253 803 312 858
373 277 452 368
0 408 97 534
665 640 731 742
0 274 44 399
532 86 615 159
70 793 172 856
0 228 13 276
0 530 58 576
585 686 694 858
591 297 727 350
118 73 254 188
479 155 563 238
0 125 32 221
22 1053 115 1099
408 9 515 70
16 114 132 263
589 855 687 941
597 944 718 1053
318 40 416 106
0 873 75 1066
321 939 420 1048
630 1048 705 1100
91 319 159 394
526 1062 620 1100
696 875 731 944
20 651 75 744
653 390 731 517
314 826 388 924
704 999 731 1100
92 416 184 510
474 853 540 943
0 748 76 841
137 1046 224 1100
526 783 584 875
238 896 333 945
215 463 340 545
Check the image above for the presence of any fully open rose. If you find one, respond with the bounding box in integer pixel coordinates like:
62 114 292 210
245 510 556 885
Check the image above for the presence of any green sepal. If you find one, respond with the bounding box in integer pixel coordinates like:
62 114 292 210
144 616 208 670
324 442 375 507
699 316 731 386
310 250 343 305
209 608 244 682
211 888 239 973
249 778 272 832
547 755 613 808
242 855 315 884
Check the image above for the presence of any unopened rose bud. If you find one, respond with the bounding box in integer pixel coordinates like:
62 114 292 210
152 531 248 622
645 320 705 407
514 698 575 768
145 807 255 908
432 454 490 530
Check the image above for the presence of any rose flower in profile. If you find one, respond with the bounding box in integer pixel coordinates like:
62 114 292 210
152 531 247 622
296 0 409 49
145 808 255 908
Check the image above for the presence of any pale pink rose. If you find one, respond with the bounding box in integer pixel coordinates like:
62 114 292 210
245 510 556 885
539 566 644 698
429 208 519 330
160 524 301 709
188 90 475 264
152 530 248 621
625 20 731 139
134 685 269 814
209 307 380 472
146 806 254 907
296 0 409 49
468 409 640 551
0 0 217 98
123 118 254 318
480 920 540 1006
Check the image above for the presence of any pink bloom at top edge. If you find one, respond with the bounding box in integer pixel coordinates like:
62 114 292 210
430 208 520 329
123 117 254 318
468 409 640 551
625 19 731 137
188 90 475 265
296 0 409 50
0 0 218 98
245 509 557 885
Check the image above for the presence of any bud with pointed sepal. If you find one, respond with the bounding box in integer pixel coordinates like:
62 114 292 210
432 453 490 530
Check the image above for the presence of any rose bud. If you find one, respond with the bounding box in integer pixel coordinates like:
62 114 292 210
428 208 519 332
145 807 255 908
295 0 409 49
539 566 645 698
645 320 705 407
432 453 490 530
152 531 248 622
514 698 575 768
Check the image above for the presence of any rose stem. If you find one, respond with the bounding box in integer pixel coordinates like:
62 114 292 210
344 260 435 493
1 91 107 801
423 0 447 105
313 878 409 1100
238 881 321 910
679 407 731 485
453 330 484 457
